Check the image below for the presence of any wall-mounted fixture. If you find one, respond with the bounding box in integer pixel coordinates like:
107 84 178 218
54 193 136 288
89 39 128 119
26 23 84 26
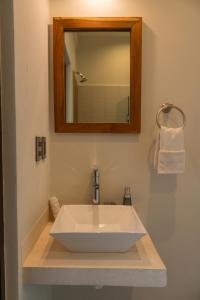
156 103 186 128
75 71 88 83
41 137 46 159
35 136 46 161
53 17 142 133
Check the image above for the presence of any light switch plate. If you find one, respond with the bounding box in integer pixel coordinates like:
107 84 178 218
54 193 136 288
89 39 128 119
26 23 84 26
35 137 43 161
41 137 46 159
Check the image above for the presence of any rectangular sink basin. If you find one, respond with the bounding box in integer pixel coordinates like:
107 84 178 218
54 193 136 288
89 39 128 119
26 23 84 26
50 205 146 253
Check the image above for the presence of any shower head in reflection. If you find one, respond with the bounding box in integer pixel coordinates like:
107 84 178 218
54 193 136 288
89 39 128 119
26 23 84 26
75 71 88 83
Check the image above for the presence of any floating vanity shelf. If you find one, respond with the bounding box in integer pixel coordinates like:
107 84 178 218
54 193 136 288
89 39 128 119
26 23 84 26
23 223 167 287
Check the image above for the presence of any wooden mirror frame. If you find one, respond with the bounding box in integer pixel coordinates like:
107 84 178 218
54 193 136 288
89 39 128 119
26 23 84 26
53 17 142 133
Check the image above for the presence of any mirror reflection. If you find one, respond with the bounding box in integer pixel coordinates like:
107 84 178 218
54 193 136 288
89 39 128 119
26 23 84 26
64 31 130 123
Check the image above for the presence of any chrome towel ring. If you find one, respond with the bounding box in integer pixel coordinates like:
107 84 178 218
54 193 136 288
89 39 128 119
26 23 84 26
156 103 186 128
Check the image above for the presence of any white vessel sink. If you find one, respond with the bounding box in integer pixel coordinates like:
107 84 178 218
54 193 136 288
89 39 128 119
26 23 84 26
50 205 146 253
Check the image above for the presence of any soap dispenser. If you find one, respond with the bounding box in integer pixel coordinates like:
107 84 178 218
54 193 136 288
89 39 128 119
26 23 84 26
123 186 132 205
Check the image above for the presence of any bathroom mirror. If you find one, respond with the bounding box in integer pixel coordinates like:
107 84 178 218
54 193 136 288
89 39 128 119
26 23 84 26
53 17 142 133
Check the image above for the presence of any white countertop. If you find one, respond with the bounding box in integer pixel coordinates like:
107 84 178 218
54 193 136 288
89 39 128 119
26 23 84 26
23 223 167 287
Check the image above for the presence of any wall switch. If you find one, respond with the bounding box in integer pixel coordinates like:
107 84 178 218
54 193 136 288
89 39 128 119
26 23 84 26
35 137 43 162
35 136 47 161
41 137 46 159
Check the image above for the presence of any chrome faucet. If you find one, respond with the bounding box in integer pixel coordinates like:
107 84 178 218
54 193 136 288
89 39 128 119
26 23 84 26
93 168 100 204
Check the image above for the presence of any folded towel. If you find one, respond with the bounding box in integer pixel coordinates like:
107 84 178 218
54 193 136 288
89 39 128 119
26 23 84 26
49 196 61 219
154 126 185 174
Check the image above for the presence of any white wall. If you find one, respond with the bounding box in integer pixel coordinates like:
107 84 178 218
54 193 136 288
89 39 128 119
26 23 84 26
78 85 129 123
50 1 200 300
13 0 52 299
14 0 50 242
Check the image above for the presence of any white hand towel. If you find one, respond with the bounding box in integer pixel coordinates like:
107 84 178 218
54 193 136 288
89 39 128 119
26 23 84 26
154 126 185 174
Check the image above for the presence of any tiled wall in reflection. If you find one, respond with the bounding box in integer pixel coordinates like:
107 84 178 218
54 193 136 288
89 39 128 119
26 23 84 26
78 85 130 123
